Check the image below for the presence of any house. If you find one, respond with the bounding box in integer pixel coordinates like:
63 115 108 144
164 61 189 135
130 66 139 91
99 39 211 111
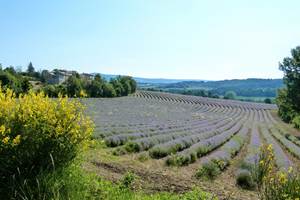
47 69 76 84
80 73 94 81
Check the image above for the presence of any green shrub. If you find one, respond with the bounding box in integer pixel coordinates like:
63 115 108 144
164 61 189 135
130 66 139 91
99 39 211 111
166 154 191 166
119 171 136 190
196 161 221 179
292 115 300 129
149 147 169 159
236 169 256 190
0 89 93 199
124 141 141 152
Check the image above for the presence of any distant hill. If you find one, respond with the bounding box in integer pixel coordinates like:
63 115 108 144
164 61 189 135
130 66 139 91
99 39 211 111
93 73 283 98
162 78 283 89
157 78 284 98
138 78 284 98
93 73 204 84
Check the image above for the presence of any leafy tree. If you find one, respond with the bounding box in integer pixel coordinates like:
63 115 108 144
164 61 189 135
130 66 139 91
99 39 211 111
110 78 124 97
103 83 116 97
224 91 236 99
21 78 32 93
4 66 16 75
279 46 300 113
118 76 136 96
87 75 104 97
0 70 23 94
66 75 83 97
277 46 300 129
94 74 104 83
43 85 58 97
264 98 272 104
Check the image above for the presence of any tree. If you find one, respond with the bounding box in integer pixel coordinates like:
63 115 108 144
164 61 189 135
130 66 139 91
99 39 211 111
21 78 32 93
277 46 300 129
103 83 116 97
66 75 83 97
224 91 236 99
27 62 35 75
276 88 294 122
94 74 103 83
118 76 137 96
279 46 300 113
110 78 124 97
264 98 272 104
0 70 22 94
85 74 105 97
4 66 16 75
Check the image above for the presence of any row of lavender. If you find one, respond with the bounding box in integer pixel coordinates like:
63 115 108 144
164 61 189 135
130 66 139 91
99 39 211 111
84 91 300 186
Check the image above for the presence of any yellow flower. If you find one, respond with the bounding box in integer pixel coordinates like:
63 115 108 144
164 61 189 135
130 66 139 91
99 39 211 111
259 160 264 165
2 136 10 144
267 144 273 152
79 90 87 98
278 172 287 184
12 135 21 145
0 125 5 135
288 166 293 174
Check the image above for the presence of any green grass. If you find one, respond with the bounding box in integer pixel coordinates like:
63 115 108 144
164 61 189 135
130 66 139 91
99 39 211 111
17 162 217 200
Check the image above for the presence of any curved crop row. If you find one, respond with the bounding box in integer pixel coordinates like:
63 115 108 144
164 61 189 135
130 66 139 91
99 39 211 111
260 126 293 171
104 105 244 147
196 126 249 178
124 118 232 153
137 91 277 110
165 121 243 166
104 118 223 147
149 118 236 158
236 126 261 188
269 127 300 159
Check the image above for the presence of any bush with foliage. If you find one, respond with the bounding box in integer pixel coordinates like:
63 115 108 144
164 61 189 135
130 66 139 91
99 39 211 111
0 88 93 199
196 161 221 179
224 91 236 99
292 115 300 129
0 69 32 95
264 98 272 104
236 143 300 199
277 46 300 129
255 144 300 200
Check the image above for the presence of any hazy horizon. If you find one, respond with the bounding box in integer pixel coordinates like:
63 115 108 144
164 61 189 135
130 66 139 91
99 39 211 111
1 0 299 80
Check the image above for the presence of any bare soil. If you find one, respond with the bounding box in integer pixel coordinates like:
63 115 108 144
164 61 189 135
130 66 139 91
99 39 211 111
83 142 258 200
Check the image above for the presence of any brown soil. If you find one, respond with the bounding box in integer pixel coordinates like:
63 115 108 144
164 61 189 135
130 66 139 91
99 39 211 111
83 142 258 200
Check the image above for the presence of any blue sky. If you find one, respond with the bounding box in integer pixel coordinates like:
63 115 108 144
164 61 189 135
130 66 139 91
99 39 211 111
0 0 299 80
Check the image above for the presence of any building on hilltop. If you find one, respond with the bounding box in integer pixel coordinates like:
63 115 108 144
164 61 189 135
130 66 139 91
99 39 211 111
80 73 94 81
46 69 94 84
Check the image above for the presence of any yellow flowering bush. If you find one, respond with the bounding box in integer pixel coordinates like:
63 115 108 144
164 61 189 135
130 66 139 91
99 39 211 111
0 88 93 196
255 144 275 187
256 144 300 200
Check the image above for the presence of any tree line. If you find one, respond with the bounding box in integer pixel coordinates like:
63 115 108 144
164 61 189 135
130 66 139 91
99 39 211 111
0 63 137 98
276 46 300 129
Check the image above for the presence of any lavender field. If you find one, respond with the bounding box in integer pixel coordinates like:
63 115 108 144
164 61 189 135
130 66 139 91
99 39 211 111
84 91 300 193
